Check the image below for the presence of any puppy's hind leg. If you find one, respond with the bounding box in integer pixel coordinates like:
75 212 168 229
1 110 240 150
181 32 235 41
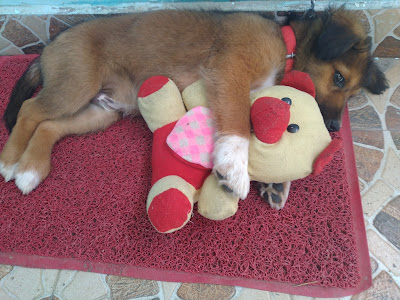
14 104 120 194
258 181 291 210
0 71 101 182
0 97 48 181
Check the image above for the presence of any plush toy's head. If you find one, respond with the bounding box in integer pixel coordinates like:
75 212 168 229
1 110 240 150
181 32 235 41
248 71 341 183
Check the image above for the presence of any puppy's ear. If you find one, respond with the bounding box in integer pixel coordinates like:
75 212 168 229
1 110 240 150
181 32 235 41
363 58 389 95
353 36 372 53
315 22 359 61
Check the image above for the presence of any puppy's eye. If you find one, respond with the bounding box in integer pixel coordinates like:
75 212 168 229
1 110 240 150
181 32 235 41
333 71 345 88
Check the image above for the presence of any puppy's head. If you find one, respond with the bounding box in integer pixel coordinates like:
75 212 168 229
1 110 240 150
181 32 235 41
291 8 388 131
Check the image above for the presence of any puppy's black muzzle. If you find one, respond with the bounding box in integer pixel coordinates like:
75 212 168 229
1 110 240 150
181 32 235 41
324 119 341 132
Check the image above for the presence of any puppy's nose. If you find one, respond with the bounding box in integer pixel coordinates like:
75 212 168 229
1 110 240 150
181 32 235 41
325 119 341 132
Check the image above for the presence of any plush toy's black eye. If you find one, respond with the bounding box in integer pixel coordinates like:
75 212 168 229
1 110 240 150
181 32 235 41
287 124 299 133
333 71 345 88
281 97 292 105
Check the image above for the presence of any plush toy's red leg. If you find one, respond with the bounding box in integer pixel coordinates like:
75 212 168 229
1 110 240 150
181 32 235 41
146 175 196 233
148 188 193 233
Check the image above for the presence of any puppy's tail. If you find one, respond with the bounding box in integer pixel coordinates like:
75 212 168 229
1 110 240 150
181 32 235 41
3 57 42 133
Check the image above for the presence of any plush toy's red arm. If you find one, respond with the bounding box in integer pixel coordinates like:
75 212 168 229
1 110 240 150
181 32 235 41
312 138 343 176
280 71 316 98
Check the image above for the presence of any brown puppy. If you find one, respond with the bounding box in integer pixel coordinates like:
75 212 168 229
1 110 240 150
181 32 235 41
0 9 387 204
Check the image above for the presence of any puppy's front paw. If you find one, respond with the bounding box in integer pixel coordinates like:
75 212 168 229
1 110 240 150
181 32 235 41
0 161 18 182
213 135 250 200
13 155 51 195
258 181 291 210
15 170 41 195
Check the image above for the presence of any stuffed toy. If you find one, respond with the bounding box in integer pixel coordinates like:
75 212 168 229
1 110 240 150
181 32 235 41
138 71 341 233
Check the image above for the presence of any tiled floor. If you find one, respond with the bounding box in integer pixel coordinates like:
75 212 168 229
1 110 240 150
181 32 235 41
0 8 400 300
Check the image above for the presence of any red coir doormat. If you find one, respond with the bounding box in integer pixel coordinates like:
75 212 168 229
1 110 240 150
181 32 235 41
0 55 371 298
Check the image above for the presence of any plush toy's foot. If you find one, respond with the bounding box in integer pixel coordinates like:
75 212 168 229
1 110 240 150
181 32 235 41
148 188 193 233
258 181 291 210
197 174 239 221
147 176 196 233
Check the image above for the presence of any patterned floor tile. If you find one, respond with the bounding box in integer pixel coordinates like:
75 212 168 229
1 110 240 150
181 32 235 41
359 180 366 193
351 271 400 300
367 230 400 276
42 269 59 296
106 275 159 299
386 107 400 151
390 131 400 150
390 86 400 107
20 15 48 42
269 292 291 300
381 148 400 189
22 43 45 54
0 45 23 55
353 145 384 182
49 17 70 40
162 281 179 299
237 288 271 300
1 18 39 47
374 58 397 73
366 9 381 16
0 15 6 27
0 265 12 280
53 14 94 26
39 296 61 300
373 9 400 43
53 270 77 295
362 180 394 216
0 35 11 49
2 267 44 300
386 62 400 88
348 92 368 110
368 90 390 114
374 36 400 57
374 196 400 250
60 272 108 300
290 296 313 300
395 25 400 37
177 283 236 300
352 131 384 149
350 105 383 130
370 257 379 274
350 105 384 148
0 287 14 300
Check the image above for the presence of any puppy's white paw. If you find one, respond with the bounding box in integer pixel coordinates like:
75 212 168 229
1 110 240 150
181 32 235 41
213 135 250 200
0 161 18 182
15 170 41 195
258 181 291 210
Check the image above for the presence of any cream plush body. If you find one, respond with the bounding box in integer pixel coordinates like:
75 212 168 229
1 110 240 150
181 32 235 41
138 72 340 233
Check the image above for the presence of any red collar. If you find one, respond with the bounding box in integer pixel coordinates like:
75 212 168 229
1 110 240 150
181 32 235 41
281 25 296 74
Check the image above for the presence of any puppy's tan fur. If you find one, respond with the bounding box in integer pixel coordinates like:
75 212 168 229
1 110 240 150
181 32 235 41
0 9 387 196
